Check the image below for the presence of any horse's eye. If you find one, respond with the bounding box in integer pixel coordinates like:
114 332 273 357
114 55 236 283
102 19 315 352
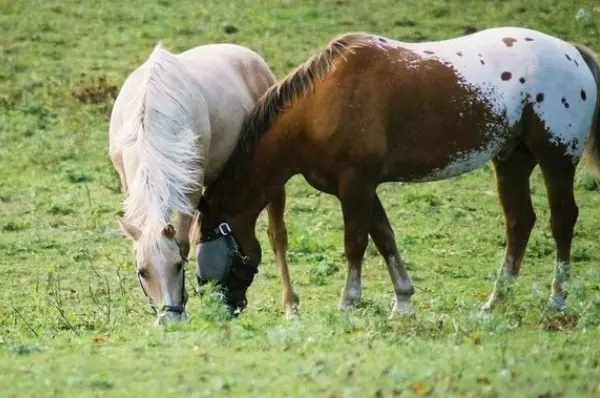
175 261 185 273
137 268 149 279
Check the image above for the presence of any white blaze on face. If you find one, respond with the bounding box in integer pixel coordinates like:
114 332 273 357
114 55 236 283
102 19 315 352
157 258 174 310
135 233 186 318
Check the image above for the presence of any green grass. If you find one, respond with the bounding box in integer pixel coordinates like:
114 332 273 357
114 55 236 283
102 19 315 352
2 0 600 396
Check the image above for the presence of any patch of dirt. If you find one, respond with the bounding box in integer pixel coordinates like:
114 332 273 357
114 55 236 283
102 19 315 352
538 312 579 332
72 74 118 104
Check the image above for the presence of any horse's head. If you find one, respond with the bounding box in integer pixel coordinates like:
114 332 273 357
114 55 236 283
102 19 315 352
194 196 259 315
118 218 188 326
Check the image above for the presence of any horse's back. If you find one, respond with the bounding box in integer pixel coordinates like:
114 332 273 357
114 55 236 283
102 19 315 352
397 27 597 150
176 44 277 183
109 42 276 185
302 28 598 183
109 64 147 161
110 43 274 140
177 43 276 104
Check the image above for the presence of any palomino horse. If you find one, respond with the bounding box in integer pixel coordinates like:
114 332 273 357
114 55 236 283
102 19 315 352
109 42 294 325
195 27 600 318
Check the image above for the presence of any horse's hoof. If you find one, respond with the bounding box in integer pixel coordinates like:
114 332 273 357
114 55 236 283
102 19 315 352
480 302 494 313
285 310 301 321
387 295 415 319
338 298 361 310
389 299 416 319
338 289 361 310
548 294 567 311
284 305 301 321
388 308 416 320
481 293 501 313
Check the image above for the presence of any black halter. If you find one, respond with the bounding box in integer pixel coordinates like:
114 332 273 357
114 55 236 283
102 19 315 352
136 243 188 315
197 222 259 311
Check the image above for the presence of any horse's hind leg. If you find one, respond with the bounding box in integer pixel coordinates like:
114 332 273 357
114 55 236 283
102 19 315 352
369 194 415 318
537 155 579 310
266 186 299 319
483 144 537 311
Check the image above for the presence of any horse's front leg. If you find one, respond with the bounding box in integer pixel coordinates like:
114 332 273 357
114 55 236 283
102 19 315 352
337 169 377 309
369 194 415 318
266 186 299 319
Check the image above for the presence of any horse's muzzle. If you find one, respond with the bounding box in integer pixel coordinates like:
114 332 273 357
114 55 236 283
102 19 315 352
195 232 259 316
155 310 188 326
197 275 250 315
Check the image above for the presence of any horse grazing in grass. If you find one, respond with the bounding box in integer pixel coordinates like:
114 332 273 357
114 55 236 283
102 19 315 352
109 42 293 325
195 27 600 318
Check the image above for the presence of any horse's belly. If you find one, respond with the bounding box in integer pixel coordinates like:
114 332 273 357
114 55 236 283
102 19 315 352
385 139 503 183
414 147 497 182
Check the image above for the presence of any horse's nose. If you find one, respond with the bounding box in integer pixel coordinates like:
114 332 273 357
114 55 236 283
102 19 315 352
154 311 188 327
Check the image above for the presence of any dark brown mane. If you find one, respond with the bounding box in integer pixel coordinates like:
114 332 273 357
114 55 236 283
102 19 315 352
205 32 373 207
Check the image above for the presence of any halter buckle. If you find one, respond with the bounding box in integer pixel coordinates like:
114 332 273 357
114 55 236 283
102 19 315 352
218 222 232 236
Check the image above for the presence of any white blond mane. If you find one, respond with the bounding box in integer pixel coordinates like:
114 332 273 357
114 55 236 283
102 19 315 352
116 43 210 256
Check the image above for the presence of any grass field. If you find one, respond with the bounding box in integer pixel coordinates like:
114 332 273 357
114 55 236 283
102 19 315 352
2 0 600 396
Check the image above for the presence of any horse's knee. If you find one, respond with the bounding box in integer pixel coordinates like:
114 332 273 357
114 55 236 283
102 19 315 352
344 231 369 262
268 220 288 247
550 202 578 236
522 206 537 230
370 223 397 256
567 203 579 227
507 209 536 241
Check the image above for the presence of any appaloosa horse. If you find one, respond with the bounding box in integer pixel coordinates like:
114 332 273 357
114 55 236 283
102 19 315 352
195 27 600 318
109 42 295 325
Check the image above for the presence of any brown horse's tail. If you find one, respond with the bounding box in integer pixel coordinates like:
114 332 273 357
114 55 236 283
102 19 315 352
575 44 600 172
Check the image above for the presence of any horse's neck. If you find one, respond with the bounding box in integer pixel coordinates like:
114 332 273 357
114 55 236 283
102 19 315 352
201 103 249 186
223 115 301 218
230 212 262 263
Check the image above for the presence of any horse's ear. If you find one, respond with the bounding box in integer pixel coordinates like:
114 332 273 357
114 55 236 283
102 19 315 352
118 217 141 241
162 223 176 239
197 195 210 215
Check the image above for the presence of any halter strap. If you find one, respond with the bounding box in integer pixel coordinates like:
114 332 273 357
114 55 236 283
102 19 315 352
135 240 188 316
199 222 233 243
137 268 187 315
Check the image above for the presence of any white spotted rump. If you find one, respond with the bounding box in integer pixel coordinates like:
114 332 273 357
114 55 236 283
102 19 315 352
373 27 597 179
